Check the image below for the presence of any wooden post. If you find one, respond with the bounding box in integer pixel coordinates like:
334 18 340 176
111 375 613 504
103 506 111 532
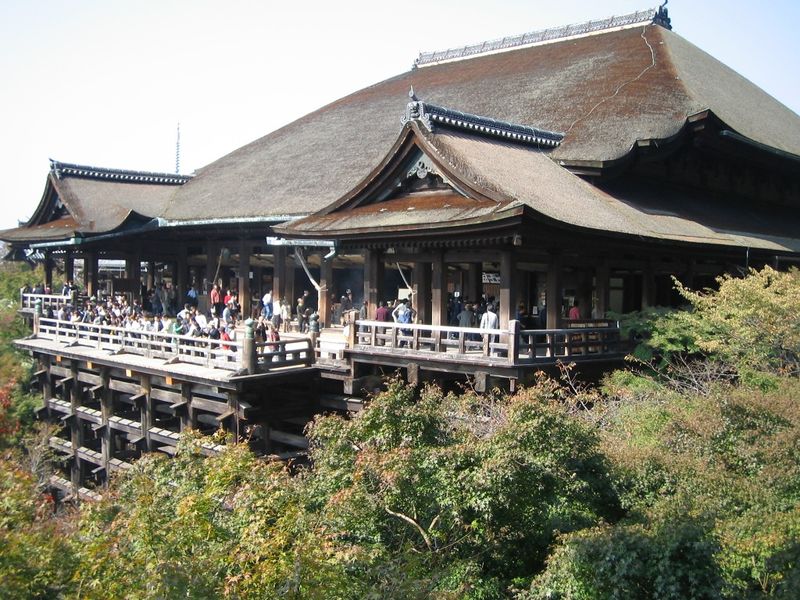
242 318 257 374
177 245 188 303
139 374 152 451
546 252 562 329
99 368 111 484
319 257 332 328
414 262 431 324
272 246 286 307
239 240 251 318
467 263 482 303
499 250 516 329
364 249 382 319
508 319 520 365
69 362 83 496
44 250 54 291
64 250 74 284
595 260 610 319
85 251 99 298
641 260 655 309
181 383 195 431
146 260 155 291
431 251 447 327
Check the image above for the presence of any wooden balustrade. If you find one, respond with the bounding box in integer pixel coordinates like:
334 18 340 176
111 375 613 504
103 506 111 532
352 319 622 365
34 318 314 373
21 292 83 313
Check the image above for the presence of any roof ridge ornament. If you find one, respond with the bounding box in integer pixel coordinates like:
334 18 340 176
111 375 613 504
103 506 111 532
414 5 672 68
401 96 564 148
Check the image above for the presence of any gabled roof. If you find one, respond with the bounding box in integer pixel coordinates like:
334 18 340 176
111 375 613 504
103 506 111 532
278 113 800 253
0 161 189 245
171 13 800 222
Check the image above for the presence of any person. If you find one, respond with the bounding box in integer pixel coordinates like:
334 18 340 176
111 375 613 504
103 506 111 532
375 300 390 322
479 303 499 353
307 311 320 347
392 298 416 343
261 289 273 320
568 299 581 320
222 300 236 328
457 303 476 328
210 284 223 317
296 297 307 332
186 285 199 308
280 298 291 333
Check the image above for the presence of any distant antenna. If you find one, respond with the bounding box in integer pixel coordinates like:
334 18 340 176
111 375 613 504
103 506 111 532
175 122 181 174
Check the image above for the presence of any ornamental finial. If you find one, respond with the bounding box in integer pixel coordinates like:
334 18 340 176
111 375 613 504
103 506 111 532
409 85 417 101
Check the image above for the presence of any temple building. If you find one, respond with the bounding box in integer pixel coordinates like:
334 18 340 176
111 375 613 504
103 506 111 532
3 7 800 496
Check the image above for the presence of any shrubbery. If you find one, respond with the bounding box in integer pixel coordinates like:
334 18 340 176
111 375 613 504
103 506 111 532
0 265 798 598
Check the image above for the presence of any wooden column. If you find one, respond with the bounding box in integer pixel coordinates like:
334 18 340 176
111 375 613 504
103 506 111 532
84 251 99 298
130 251 142 299
64 250 75 284
413 262 431 324
272 246 286 306
499 250 516 329
176 245 188 302
238 241 251 318
431 251 447 326
146 260 155 291
69 362 83 495
286 252 296 309
466 263 482 302
364 249 382 318
99 368 112 484
641 260 655 309
319 257 333 327
594 260 610 319
139 374 153 451
546 252 562 329
44 250 54 290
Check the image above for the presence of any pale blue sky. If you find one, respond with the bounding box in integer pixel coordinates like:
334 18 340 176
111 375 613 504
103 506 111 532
1 0 798 230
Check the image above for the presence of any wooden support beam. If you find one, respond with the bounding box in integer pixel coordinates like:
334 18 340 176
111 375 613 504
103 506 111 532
431 251 447 327
499 250 516 329
546 252 562 329
594 260 610 319
239 240 251 318
319 256 332 328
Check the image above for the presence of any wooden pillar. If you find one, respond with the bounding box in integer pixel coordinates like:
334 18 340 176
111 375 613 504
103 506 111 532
546 252 562 329
139 375 153 451
84 251 98 298
176 245 188 302
44 250 54 290
594 260 610 319
239 241 251 318
180 383 195 431
466 263 482 302
431 251 447 326
499 250 516 329
641 260 655 309
99 368 112 484
69 362 83 495
272 246 286 306
146 260 155 291
319 257 332 328
206 241 220 291
286 252 296 309
413 262 431 324
130 251 142 299
64 250 75 284
683 258 696 290
364 249 382 318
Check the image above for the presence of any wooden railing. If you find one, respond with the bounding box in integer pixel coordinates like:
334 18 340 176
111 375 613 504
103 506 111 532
351 319 623 365
20 292 83 313
34 318 314 373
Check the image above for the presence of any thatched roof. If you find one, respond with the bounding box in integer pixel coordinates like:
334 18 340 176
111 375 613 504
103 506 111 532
168 21 800 222
278 122 800 253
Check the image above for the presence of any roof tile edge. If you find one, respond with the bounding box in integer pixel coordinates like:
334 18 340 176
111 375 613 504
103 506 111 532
414 5 671 68
401 92 563 148
50 160 193 185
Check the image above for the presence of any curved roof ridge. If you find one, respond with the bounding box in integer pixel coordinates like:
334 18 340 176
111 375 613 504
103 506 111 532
415 5 671 68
